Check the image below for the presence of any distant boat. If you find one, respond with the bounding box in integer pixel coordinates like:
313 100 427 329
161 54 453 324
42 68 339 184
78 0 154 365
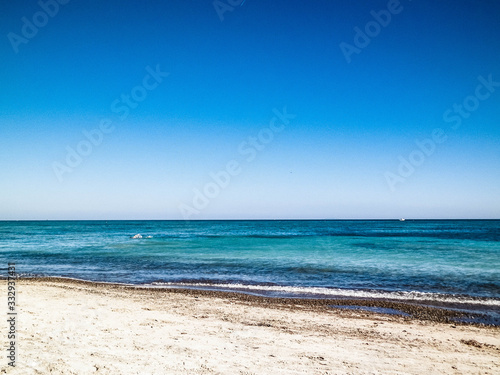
399 218 406 222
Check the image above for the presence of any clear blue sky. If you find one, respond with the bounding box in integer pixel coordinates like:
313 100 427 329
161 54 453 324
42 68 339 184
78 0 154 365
1 0 499 220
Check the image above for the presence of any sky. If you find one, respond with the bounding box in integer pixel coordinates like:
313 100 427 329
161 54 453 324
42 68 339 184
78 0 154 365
1 0 499 220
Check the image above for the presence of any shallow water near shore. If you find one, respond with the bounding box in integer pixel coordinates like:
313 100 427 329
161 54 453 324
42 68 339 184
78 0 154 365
1 220 499 323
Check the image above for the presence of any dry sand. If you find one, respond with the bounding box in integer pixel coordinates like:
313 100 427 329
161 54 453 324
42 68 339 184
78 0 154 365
2 279 499 374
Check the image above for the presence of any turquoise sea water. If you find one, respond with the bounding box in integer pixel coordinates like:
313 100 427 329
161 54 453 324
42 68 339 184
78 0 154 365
1 220 499 315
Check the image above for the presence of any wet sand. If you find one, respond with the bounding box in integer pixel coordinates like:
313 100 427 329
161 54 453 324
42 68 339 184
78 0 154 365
3 278 499 374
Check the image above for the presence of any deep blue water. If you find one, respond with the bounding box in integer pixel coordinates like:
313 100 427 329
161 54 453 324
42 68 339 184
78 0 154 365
1 220 499 309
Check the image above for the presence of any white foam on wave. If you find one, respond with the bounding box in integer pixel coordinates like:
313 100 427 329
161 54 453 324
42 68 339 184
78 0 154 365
150 282 500 307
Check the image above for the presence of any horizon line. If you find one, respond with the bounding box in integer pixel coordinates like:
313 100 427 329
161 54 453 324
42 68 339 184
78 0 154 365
1 218 499 222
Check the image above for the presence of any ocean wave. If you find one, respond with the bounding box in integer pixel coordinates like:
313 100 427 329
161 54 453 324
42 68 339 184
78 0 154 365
148 282 500 306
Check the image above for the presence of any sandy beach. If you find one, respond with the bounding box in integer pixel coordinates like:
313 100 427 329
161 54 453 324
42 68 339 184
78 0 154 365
3 278 499 374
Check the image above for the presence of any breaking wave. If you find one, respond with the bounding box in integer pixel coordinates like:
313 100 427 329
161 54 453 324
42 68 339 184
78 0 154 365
148 281 500 307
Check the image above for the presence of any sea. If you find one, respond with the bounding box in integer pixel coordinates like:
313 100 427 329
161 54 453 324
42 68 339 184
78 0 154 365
1 220 499 322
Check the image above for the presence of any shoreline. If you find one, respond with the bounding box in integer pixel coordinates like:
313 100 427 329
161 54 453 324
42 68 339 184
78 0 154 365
4 278 499 374
16 277 500 326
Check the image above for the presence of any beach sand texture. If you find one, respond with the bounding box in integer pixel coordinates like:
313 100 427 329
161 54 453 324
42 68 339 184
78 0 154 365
3 279 499 375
